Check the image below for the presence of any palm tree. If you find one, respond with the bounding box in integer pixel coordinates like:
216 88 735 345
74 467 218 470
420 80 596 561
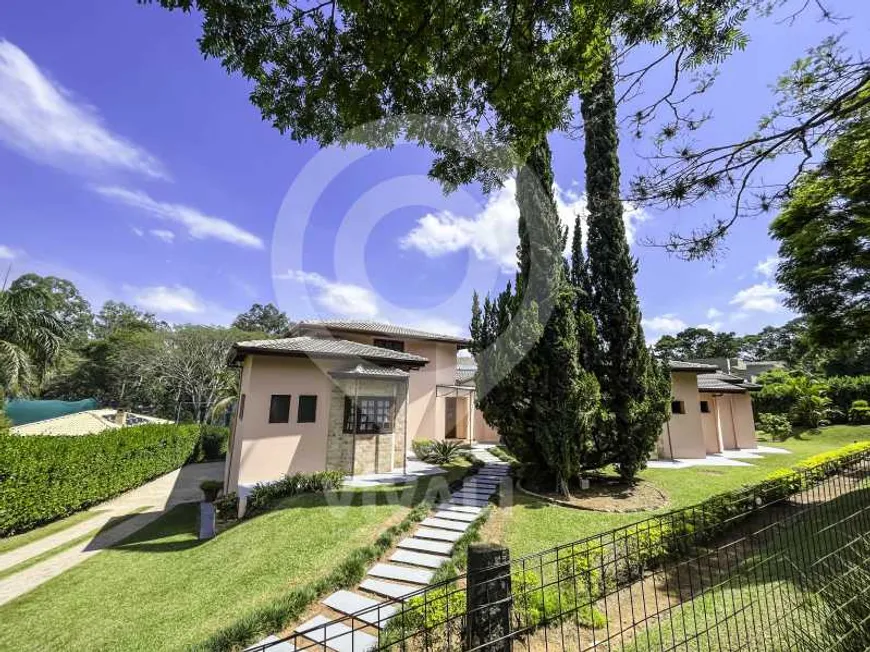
0 285 67 393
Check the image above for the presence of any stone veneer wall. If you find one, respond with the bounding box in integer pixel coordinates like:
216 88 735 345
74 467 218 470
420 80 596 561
326 377 408 475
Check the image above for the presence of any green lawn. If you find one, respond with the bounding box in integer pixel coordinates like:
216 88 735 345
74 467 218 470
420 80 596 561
496 425 870 556
0 462 474 652
625 480 870 651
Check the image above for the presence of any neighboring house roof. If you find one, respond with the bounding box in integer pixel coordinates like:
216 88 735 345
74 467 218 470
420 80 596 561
11 410 170 437
290 320 471 346
707 371 749 383
455 367 477 385
231 336 429 367
329 363 410 380
669 360 719 372
697 374 761 393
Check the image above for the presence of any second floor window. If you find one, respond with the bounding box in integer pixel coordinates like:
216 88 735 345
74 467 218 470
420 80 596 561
373 338 404 352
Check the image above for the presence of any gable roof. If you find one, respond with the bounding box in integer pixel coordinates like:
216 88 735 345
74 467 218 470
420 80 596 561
231 336 429 367
290 320 470 346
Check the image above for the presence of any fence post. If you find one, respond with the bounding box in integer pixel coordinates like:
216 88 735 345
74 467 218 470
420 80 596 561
466 542 512 651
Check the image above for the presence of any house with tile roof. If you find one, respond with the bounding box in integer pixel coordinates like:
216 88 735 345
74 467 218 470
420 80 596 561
223 320 765 492
11 409 170 437
223 321 500 494
658 362 761 460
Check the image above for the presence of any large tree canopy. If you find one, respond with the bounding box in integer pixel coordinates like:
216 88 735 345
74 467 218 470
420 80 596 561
149 0 748 189
653 327 742 360
771 106 870 347
231 303 289 337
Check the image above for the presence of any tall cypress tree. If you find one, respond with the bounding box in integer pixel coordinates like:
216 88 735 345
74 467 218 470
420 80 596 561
580 51 669 481
473 139 600 494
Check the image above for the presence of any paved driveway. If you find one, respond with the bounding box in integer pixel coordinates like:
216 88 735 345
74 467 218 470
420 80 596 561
0 462 224 606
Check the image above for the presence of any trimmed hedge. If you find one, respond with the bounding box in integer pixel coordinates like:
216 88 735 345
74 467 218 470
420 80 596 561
0 423 201 536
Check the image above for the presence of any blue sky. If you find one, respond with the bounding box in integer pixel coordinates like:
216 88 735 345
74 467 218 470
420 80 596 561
0 1 866 341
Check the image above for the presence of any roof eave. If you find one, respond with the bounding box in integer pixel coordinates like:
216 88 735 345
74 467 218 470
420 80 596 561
291 323 471 347
230 345 428 370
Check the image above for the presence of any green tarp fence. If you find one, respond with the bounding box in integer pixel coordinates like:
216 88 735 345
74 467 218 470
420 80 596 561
5 398 99 426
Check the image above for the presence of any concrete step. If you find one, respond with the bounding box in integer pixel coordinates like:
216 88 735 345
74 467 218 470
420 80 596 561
390 549 448 569
244 635 296 651
447 498 489 508
415 527 464 542
433 510 478 523
368 562 433 585
322 590 397 629
359 578 418 601
451 493 493 502
295 615 377 652
420 517 471 532
456 487 495 496
397 537 454 555
436 503 482 514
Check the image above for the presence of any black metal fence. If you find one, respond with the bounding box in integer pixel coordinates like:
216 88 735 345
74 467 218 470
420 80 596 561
253 450 870 652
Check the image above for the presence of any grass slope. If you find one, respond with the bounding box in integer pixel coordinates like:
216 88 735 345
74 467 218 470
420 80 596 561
495 425 870 556
0 493 401 652
0 460 473 652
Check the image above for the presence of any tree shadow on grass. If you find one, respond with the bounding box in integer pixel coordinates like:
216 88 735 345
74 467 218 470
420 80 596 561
97 466 477 555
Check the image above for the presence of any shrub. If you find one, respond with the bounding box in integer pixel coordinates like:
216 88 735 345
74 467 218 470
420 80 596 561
200 480 223 502
214 492 239 521
417 440 469 464
0 423 200 536
848 399 870 424
756 413 793 441
244 470 344 518
827 376 870 420
411 439 435 460
198 426 229 461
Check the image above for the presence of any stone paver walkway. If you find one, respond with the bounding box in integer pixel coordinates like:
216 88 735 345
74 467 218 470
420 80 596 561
245 446 510 652
0 461 223 606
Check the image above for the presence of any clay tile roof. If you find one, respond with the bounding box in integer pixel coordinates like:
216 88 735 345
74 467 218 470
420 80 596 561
291 320 470 345
329 363 410 380
232 336 428 366
697 375 760 393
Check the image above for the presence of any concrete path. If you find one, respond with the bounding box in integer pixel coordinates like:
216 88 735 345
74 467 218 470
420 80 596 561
246 447 511 652
0 462 223 606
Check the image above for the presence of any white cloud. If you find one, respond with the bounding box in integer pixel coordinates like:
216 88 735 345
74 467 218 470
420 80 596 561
149 229 175 244
730 282 785 313
755 255 781 278
706 307 723 319
276 270 379 318
696 322 723 331
131 227 145 237
130 285 205 314
96 186 263 249
642 314 687 334
399 179 650 271
0 40 166 179
0 245 17 260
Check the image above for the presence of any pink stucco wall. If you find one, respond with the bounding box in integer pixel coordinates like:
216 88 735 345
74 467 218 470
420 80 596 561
226 355 335 492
